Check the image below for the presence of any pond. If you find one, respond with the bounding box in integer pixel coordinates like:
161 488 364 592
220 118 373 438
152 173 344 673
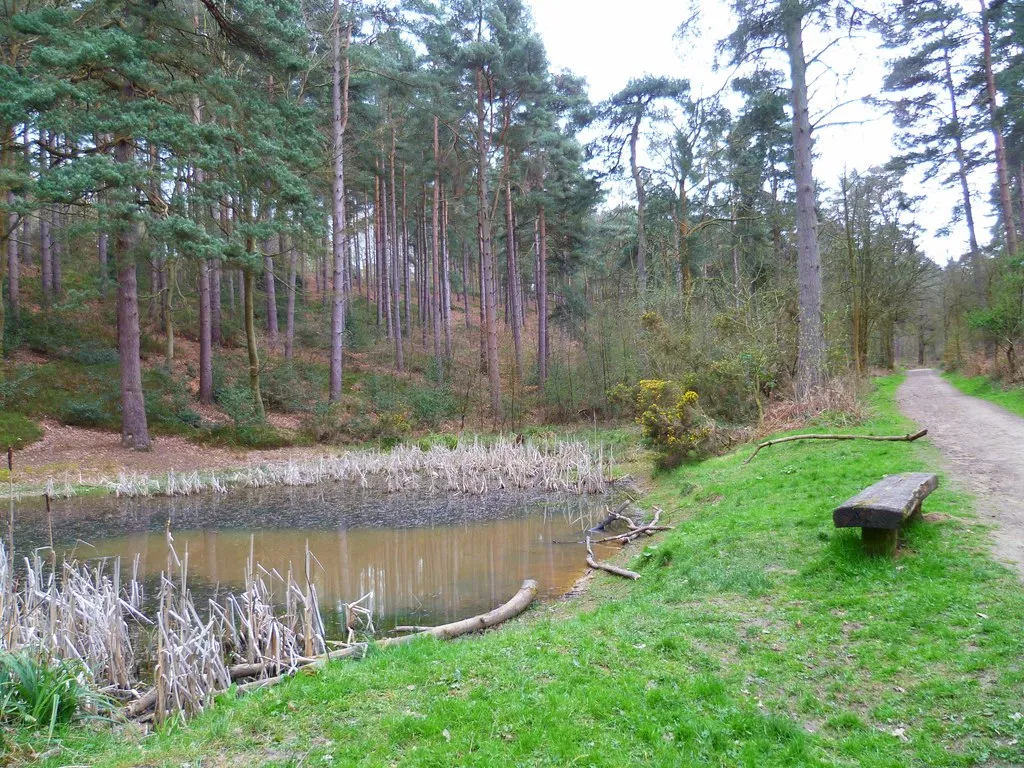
7 485 612 638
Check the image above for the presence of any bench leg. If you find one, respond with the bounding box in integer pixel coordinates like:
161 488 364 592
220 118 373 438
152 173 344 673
862 527 898 557
908 501 923 524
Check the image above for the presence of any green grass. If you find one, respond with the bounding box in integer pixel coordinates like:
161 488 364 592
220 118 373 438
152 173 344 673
943 371 1024 418
11 375 1024 766
0 413 42 450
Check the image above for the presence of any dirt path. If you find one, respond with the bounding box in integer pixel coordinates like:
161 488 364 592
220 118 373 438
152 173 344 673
897 368 1024 577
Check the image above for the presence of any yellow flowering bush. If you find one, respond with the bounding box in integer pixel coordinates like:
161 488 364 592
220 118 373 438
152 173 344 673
610 379 717 468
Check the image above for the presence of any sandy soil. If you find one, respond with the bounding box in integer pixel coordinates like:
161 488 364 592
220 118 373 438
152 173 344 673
12 419 330 485
897 369 1024 577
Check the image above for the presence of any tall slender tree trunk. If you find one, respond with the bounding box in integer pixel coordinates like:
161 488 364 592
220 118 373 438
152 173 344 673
113 101 150 450
477 69 502 416
6 197 17 324
198 258 213 404
785 12 825 398
192 95 213 404
441 191 452 358
387 144 404 372
981 0 1018 256
942 48 981 268
431 117 443 362
329 5 351 401
264 239 279 349
402 165 411 338
211 261 221 345
20 124 30 267
629 116 647 296
285 237 296 359
537 206 548 385
462 240 471 329
243 265 265 420
98 231 109 296
49 133 62 297
505 177 522 375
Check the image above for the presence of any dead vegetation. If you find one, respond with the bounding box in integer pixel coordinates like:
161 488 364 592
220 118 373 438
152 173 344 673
9 438 611 501
755 379 867 438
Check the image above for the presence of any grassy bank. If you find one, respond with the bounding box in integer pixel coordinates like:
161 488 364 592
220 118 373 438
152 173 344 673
12 375 1024 766
943 371 1024 419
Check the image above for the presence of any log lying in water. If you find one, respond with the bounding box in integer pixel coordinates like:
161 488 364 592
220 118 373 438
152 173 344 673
127 580 539 716
378 579 539 647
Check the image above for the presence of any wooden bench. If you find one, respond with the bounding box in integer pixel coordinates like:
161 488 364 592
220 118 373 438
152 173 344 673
833 473 938 556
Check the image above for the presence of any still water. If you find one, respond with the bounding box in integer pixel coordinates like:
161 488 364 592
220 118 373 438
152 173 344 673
9 485 609 635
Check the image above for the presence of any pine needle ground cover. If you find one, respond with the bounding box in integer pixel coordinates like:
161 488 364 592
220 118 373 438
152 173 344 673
23 375 1024 767
943 371 1024 419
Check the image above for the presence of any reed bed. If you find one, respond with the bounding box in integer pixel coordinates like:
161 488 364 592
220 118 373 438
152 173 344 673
0 535 367 723
18 438 610 501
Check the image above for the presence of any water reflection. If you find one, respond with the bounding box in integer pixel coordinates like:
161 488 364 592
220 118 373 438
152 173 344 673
10 486 608 635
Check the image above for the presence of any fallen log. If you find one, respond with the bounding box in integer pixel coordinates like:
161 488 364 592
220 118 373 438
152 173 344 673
585 537 641 580
378 580 538 647
127 582 538 717
126 645 367 717
743 429 927 465
594 507 672 545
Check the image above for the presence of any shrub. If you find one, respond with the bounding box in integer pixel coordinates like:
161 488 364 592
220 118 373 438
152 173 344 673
60 397 114 428
408 385 458 427
0 652 92 735
0 412 43 450
261 361 314 413
616 379 721 469
417 433 459 452
216 384 262 428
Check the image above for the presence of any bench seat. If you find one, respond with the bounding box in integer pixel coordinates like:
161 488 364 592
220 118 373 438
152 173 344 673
833 472 938 555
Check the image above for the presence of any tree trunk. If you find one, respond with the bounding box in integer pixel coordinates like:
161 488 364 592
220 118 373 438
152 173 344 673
49 133 62 297
98 231 109 296
6 192 17 324
629 115 647 296
431 116 443 363
441 190 453 358
387 143 404 371
264 241 278 350
243 265 264 420
981 0 1018 256
477 69 502 417
198 258 213 404
211 260 221 345
462 240 471 329
537 206 548 385
163 256 174 368
942 47 982 281
785 12 825 398
285 237 296 360
20 124 30 267
402 165 411 338
505 177 522 375
329 4 351 401
113 98 151 450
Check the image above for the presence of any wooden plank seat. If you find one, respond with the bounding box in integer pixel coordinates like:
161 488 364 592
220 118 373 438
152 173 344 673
833 472 939 556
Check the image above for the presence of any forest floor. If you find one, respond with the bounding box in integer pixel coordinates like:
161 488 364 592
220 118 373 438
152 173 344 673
8 419 330 487
14 374 1024 767
898 368 1024 577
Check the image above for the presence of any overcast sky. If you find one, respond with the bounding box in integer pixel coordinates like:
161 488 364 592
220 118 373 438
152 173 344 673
523 0 995 265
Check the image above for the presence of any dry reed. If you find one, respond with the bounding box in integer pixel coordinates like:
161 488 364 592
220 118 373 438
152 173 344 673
0 534 364 723
16 438 609 501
